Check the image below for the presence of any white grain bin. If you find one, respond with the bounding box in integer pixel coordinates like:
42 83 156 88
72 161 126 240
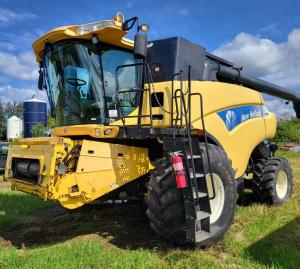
7 116 23 140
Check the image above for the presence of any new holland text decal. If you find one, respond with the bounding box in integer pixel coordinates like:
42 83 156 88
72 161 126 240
217 105 263 131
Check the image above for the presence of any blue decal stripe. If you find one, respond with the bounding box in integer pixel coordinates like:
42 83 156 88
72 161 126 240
217 105 263 131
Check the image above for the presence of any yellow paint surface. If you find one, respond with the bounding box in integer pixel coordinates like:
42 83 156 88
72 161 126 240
4 137 151 209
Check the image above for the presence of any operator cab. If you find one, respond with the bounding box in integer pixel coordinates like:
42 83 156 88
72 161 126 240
34 13 149 128
44 39 142 126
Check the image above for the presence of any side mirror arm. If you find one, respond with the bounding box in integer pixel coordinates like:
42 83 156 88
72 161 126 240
38 67 46 91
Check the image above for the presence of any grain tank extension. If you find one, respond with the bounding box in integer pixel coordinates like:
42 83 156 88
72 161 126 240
4 13 298 248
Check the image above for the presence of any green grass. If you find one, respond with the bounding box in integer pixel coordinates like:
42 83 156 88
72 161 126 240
0 153 299 269
0 191 54 230
0 240 165 269
275 149 300 159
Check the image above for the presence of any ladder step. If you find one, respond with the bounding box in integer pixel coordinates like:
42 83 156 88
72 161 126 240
196 211 210 220
195 230 210 242
189 170 204 179
193 190 207 199
186 154 202 159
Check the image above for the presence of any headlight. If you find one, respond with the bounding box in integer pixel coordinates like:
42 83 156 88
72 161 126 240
76 21 115 35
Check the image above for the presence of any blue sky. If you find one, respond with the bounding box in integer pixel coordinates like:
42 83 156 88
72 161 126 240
0 0 299 116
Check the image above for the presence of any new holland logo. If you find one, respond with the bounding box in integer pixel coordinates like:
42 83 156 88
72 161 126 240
225 110 237 131
217 105 263 131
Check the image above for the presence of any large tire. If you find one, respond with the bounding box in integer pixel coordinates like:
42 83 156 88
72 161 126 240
145 143 237 247
252 157 293 204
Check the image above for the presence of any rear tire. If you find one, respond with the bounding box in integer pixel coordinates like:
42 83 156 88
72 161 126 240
145 143 237 247
252 157 293 205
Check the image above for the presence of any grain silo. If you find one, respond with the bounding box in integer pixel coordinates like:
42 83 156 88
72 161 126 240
23 95 47 138
7 116 23 140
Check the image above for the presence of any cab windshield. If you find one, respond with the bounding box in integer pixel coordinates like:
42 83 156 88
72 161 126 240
44 40 141 126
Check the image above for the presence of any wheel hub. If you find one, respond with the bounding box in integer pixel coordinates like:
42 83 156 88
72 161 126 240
206 173 225 224
276 170 288 199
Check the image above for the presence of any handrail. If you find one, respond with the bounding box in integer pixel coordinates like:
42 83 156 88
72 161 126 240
115 62 153 130
190 92 216 199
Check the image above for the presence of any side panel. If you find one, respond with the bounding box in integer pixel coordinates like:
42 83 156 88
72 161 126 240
264 113 277 139
190 82 271 178
203 113 266 177
191 82 276 178
52 141 151 209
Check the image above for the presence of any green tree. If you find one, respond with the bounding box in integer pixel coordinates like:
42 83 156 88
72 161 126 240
47 116 56 129
31 117 56 137
275 118 300 143
31 124 48 137
5 101 23 119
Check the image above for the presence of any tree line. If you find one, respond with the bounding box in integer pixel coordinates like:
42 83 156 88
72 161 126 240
275 118 300 143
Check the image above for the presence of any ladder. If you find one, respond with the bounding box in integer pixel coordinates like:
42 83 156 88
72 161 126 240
163 135 212 244
182 137 211 243
167 67 214 244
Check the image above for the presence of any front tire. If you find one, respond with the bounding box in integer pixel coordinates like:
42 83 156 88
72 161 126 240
252 157 293 205
145 143 237 247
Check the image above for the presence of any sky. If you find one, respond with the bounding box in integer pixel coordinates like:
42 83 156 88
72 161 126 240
0 0 300 116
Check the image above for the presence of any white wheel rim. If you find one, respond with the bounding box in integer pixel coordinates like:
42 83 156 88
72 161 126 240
276 170 288 199
206 173 225 224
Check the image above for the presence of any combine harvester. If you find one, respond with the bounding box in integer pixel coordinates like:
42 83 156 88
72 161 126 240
4 13 300 247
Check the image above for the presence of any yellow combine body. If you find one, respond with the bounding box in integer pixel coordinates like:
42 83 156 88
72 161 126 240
5 80 276 207
4 13 298 247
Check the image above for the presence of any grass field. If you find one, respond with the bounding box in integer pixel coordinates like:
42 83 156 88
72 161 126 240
0 151 299 269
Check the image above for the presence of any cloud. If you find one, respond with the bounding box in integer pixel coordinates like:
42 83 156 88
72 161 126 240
0 41 15 51
0 30 42 53
0 85 47 103
258 23 280 34
0 51 38 81
0 8 37 25
265 99 295 120
178 7 190 16
213 29 300 90
213 29 300 117
258 15 300 35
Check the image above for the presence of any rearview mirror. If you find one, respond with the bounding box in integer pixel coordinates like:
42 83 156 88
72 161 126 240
38 69 45 91
122 17 149 59
134 33 147 59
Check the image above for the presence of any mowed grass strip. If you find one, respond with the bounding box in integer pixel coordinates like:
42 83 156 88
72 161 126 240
0 239 165 269
0 190 54 230
0 153 299 269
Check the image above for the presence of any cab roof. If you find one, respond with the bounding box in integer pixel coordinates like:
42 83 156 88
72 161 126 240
32 20 134 62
